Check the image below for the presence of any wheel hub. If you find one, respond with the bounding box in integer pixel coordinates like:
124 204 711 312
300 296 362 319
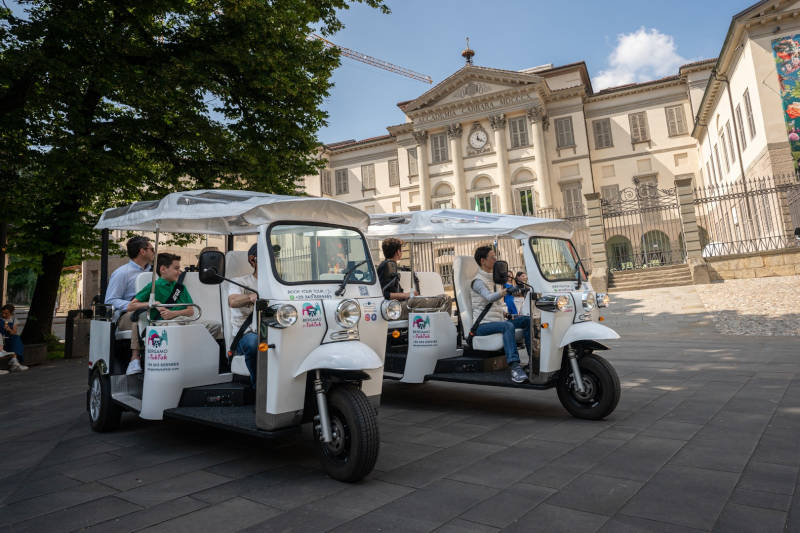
571 375 596 402
325 416 346 455
89 378 101 421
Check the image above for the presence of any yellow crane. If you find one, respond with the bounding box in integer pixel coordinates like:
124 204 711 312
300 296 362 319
310 33 432 84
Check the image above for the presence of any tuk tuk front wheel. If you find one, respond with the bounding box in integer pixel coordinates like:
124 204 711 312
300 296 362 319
88 369 122 432
556 352 620 420
314 384 379 482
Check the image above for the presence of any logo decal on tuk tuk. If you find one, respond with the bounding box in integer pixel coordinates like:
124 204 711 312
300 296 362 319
301 302 322 327
412 316 430 331
411 315 437 347
146 328 174 368
148 329 168 348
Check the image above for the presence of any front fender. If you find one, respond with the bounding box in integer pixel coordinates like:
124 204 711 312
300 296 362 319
559 321 620 348
293 341 383 378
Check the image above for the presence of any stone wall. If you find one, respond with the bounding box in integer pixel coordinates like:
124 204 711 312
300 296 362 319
704 247 800 280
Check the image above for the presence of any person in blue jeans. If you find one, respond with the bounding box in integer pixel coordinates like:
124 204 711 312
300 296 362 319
227 244 259 386
470 246 530 383
1 304 29 372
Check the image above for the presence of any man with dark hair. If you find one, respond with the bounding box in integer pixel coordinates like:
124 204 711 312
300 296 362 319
470 245 531 383
106 235 154 317
377 238 416 321
227 243 259 386
124 252 221 374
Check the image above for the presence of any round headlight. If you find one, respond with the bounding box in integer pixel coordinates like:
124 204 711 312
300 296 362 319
381 300 402 321
597 293 610 308
274 304 298 327
336 299 361 328
582 292 596 311
555 295 570 311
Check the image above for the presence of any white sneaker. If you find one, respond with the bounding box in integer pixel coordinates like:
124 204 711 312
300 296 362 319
9 358 28 372
0 369 8 375
126 358 142 375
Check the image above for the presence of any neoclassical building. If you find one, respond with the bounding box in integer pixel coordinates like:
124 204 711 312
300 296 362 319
302 0 800 235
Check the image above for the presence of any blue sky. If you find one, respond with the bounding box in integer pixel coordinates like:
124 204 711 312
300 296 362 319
319 0 756 144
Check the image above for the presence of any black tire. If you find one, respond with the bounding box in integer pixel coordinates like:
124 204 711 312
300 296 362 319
556 352 620 420
314 384 379 482
88 369 122 432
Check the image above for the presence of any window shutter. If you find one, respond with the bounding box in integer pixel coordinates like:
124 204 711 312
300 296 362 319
735 105 747 149
744 89 756 139
512 189 522 215
407 148 418 176
725 122 736 164
388 159 399 186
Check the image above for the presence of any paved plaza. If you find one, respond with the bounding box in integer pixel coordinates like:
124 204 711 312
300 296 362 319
1 283 799 532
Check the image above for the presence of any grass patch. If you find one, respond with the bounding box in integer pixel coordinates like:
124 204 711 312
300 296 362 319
45 333 65 360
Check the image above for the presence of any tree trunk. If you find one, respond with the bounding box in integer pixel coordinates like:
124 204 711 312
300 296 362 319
20 251 66 345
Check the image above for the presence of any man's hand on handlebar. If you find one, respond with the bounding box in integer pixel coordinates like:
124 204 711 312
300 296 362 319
506 286 522 297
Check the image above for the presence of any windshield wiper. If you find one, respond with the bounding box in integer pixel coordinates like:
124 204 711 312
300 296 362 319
574 258 584 289
335 259 368 296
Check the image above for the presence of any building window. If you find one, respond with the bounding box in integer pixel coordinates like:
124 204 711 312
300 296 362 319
321 170 332 195
719 131 730 172
509 116 529 148
554 117 575 148
562 182 583 217
474 194 492 213
714 145 723 181
407 148 418 176
431 133 449 163
664 104 687 136
592 118 613 149
735 104 747 150
434 199 453 209
388 159 399 186
601 164 615 178
436 246 455 257
628 112 649 143
743 89 756 139
335 168 348 195
438 263 454 287
601 184 621 212
361 163 375 191
515 188 536 216
392 201 401 213
725 121 736 164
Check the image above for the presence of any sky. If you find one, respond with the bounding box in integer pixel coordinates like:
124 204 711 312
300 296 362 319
318 0 757 144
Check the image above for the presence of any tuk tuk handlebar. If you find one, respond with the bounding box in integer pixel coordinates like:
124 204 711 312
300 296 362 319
146 302 203 324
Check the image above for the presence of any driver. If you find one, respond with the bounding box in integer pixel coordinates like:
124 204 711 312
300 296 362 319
376 238 415 320
125 253 222 374
470 246 531 384
227 243 259 386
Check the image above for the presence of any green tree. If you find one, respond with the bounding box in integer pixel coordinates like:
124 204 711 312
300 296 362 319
1 0 388 343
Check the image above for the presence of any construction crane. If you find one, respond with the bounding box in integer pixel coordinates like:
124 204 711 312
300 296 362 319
310 33 432 84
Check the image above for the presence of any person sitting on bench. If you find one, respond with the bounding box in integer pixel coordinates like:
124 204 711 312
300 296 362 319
125 253 222 374
470 246 530 384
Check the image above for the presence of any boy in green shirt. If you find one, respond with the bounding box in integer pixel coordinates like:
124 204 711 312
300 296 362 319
125 252 221 374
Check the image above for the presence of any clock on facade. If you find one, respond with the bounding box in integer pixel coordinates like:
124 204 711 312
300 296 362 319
467 122 490 154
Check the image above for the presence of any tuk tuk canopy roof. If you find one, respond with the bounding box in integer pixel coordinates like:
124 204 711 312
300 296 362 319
366 209 574 241
94 190 371 234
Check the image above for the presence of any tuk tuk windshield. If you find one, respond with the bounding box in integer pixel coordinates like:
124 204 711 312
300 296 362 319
529 237 587 282
269 223 376 285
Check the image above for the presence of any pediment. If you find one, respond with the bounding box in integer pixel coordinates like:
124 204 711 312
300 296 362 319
401 66 543 114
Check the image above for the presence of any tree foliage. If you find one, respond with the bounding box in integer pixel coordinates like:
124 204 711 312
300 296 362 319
1 0 388 342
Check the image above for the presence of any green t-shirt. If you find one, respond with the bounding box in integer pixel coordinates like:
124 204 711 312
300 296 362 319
134 277 193 320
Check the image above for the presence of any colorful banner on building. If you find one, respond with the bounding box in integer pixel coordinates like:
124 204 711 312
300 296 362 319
772 35 800 171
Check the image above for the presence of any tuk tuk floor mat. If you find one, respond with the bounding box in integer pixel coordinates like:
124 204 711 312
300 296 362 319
425 368 556 390
163 406 299 439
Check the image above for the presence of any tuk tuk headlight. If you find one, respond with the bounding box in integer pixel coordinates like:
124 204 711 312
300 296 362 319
535 294 571 312
336 299 361 328
381 300 402 321
269 304 298 328
597 293 610 308
582 292 596 311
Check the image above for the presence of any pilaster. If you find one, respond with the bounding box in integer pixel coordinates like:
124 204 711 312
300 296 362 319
413 130 431 210
447 124 466 209
674 177 710 284
528 106 552 209
489 114 512 214
584 192 607 291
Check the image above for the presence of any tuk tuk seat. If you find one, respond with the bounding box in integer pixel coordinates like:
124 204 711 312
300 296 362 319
453 256 523 352
389 271 449 329
222 251 255 377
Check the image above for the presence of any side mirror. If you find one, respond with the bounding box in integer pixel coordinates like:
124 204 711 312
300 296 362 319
795 227 800 241
384 260 398 277
493 260 509 285
198 250 225 285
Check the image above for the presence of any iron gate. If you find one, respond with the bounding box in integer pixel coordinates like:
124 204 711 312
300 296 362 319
601 184 686 271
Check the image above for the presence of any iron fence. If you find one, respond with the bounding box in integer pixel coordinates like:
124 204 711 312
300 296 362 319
693 175 800 257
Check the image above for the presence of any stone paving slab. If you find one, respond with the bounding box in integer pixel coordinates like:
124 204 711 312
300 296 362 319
0 289 799 532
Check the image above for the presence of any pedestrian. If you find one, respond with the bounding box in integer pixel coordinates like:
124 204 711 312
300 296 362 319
1 304 29 373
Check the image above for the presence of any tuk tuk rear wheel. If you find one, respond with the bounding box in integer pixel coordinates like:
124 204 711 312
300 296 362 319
314 384 379 482
88 369 122 432
556 352 620 420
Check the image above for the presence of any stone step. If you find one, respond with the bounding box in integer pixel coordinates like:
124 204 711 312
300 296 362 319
608 278 694 292
609 274 693 287
610 268 692 280
609 264 689 280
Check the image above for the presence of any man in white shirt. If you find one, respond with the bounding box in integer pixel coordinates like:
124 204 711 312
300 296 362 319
227 243 258 385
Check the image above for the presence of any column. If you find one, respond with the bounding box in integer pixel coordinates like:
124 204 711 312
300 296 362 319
447 123 466 209
583 192 608 291
412 131 431 210
528 106 553 209
489 114 513 214
674 176 710 284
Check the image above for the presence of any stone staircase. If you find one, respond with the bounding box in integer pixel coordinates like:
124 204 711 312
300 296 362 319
607 264 693 292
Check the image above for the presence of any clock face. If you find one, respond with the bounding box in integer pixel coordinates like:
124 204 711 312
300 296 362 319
469 129 488 149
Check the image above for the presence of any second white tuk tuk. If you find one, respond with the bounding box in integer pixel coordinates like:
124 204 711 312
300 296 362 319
88 190 398 481
367 209 622 420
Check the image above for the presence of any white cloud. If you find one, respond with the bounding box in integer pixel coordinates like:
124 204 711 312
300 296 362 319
594 27 686 90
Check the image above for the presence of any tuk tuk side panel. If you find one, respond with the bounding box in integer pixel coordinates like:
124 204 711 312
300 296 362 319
89 319 112 374
354 297 388 400
401 311 457 383
139 324 220 420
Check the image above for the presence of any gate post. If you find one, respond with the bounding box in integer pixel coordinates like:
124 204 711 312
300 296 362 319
674 177 710 284
584 192 608 291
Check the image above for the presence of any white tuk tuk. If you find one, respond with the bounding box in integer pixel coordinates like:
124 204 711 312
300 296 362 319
88 190 398 482
367 209 621 420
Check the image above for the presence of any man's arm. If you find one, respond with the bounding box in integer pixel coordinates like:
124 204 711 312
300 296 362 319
104 270 131 311
471 278 504 303
229 292 256 307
